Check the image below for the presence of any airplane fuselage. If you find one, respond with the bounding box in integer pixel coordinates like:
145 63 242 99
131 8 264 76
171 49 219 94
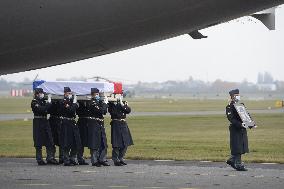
0 0 284 74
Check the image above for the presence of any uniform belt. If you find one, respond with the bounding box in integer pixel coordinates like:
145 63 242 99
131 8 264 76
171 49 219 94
34 116 47 119
79 117 90 119
112 119 126 122
88 117 104 122
50 115 60 119
60 117 75 121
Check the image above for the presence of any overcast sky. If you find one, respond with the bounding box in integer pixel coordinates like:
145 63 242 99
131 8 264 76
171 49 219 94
1 7 284 84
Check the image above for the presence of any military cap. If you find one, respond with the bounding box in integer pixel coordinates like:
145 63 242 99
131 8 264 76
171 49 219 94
229 89 239 96
64 87 71 93
34 88 43 94
91 88 100 94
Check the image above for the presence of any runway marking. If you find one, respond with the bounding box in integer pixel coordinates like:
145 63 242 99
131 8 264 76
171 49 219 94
144 187 167 189
17 178 40 181
108 186 129 188
134 171 145 174
260 163 278 165
22 184 51 186
200 161 212 163
200 173 209 176
252 175 264 178
73 185 95 187
178 188 198 189
154 160 174 162
81 170 97 173
164 172 177 175
194 173 208 176
224 174 236 177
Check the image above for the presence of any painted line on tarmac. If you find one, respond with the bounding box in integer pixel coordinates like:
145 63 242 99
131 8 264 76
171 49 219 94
252 175 264 178
22 184 51 186
164 172 177 175
200 161 212 163
108 186 129 188
144 187 168 189
81 170 97 173
154 160 174 162
260 163 278 165
73 185 96 187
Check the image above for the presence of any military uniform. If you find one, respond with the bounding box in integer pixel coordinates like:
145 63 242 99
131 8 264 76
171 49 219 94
108 101 133 166
86 96 109 166
59 96 82 166
76 101 89 165
226 89 249 171
31 90 57 165
49 100 64 163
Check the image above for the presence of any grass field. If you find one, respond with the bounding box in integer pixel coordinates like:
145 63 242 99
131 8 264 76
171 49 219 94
0 114 283 163
0 97 280 114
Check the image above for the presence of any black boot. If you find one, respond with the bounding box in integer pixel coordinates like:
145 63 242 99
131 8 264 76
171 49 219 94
59 159 64 164
64 160 75 166
99 161 110 166
114 162 123 166
120 161 127 166
92 162 101 167
234 155 247 171
47 158 59 165
78 160 89 165
37 160 47 166
226 156 236 169
236 164 248 171
69 159 78 166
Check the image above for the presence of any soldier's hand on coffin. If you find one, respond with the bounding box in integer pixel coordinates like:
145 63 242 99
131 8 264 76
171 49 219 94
242 122 247 128
119 96 123 105
73 94 77 103
103 97 108 104
47 94 52 103
125 101 128 106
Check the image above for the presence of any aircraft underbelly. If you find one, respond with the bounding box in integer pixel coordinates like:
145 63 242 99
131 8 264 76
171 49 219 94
0 0 283 74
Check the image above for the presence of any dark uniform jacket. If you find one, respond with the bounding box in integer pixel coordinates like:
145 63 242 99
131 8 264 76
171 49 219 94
31 98 53 147
49 100 62 146
59 98 81 149
86 99 108 150
108 102 134 148
77 101 89 147
226 101 249 155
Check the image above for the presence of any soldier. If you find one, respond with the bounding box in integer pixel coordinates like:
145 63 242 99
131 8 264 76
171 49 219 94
86 88 110 167
31 88 59 165
59 87 82 166
49 99 64 164
108 96 133 166
226 89 252 171
76 100 89 165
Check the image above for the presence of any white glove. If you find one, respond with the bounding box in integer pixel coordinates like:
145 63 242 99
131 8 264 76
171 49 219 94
47 94 52 103
242 123 247 128
104 96 109 104
119 96 123 105
73 94 77 104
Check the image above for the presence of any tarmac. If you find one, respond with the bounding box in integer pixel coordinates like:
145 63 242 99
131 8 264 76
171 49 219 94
0 158 283 189
0 109 283 121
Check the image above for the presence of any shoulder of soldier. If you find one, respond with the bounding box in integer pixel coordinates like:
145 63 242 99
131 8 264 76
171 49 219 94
226 102 235 109
31 99 38 104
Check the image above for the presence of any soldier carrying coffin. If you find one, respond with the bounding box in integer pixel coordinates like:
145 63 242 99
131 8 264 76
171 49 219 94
59 87 82 166
108 96 133 166
86 88 110 167
31 88 59 165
